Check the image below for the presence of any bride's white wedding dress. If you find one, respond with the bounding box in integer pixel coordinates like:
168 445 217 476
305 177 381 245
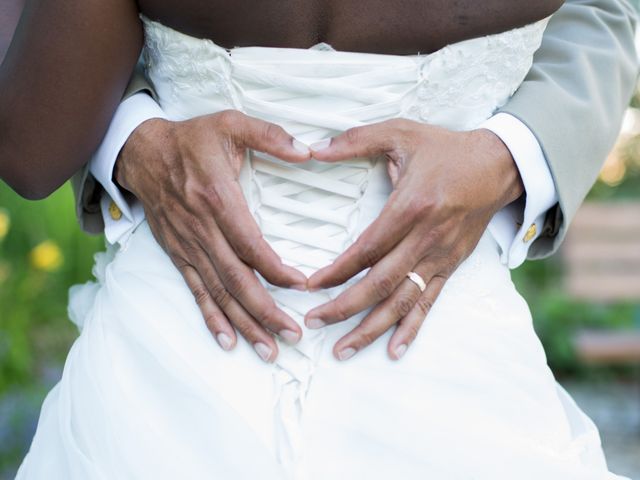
16 15 628 480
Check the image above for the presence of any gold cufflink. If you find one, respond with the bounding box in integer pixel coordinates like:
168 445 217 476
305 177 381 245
523 223 537 243
108 200 122 221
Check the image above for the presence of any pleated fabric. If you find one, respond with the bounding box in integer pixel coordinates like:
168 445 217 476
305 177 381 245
16 15 628 480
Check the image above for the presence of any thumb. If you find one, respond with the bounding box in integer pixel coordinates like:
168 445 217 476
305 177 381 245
232 113 311 163
310 122 399 162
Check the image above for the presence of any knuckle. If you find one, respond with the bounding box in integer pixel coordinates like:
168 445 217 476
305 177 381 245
333 299 352 322
415 297 434 316
393 294 415 318
184 216 206 238
180 241 201 260
424 225 448 250
344 126 362 145
191 285 211 306
257 304 281 329
416 230 438 252
436 272 450 284
360 242 381 268
355 328 378 347
235 235 261 262
203 184 226 214
372 275 395 299
262 122 287 143
233 318 256 340
210 282 232 309
431 193 453 216
401 121 423 141
406 195 431 218
216 109 241 127
387 118 410 131
203 312 221 330
442 259 457 276
221 267 246 296
172 257 190 270
386 190 410 216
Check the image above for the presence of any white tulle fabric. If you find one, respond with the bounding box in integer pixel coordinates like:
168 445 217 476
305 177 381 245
17 16 628 480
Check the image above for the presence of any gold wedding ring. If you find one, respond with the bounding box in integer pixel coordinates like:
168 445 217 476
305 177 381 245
406 271 427 292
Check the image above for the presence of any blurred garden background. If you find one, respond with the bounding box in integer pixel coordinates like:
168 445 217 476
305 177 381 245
3 31 640 480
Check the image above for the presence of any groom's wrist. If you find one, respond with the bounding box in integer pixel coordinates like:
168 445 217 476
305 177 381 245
472 128 525 210
478 113 559 268
114 117 173 195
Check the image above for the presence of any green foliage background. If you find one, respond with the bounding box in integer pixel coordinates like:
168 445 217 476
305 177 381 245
0 185 103 389
0 184 104 476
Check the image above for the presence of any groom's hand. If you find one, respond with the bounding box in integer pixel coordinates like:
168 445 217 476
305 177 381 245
304 119 524 361
114 110 311 363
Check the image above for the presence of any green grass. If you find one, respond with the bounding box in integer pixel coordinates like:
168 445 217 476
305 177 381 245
0 181 105 477
0 182 104 393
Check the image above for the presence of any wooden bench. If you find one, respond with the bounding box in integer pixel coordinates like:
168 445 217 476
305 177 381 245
561 201 640 364
573 331 640 364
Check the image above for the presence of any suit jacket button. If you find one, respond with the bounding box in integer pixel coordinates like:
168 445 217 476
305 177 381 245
108 201 122 221
523 223 537 243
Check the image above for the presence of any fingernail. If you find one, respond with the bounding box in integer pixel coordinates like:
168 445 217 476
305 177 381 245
216 332 233 351
292 139 310 154
254 342 273 362
394 344 408 360
306 318 326 329
292 283 308 292
279 329 300 344
310 138 331 151
338 347 357 361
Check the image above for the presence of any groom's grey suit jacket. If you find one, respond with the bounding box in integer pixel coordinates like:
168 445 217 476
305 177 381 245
70 0 639 261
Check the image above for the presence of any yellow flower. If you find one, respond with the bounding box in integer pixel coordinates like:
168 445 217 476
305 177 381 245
599 151 626 187
0 208 9 241
30 240 64 272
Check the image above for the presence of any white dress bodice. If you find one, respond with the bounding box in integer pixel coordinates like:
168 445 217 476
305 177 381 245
141 16 549 277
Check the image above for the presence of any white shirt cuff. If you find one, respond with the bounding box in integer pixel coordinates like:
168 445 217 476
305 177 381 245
89 93 167 246
482 113 559 269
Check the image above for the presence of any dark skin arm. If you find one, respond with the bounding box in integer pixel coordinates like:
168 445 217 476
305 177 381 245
0 0 142 199
0 0 23 64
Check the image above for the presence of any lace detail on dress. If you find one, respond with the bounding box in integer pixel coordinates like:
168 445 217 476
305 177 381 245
406 20 550 130
141 15 549 129
142 19 237 107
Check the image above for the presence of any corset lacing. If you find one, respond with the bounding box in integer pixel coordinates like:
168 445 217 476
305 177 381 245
225 46 421 478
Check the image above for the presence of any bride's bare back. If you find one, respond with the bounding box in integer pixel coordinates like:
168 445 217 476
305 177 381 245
0 0 563 199
140 0 563 54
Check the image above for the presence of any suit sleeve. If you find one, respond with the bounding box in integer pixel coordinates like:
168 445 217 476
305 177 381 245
71 62 159 235
498 0 639 259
